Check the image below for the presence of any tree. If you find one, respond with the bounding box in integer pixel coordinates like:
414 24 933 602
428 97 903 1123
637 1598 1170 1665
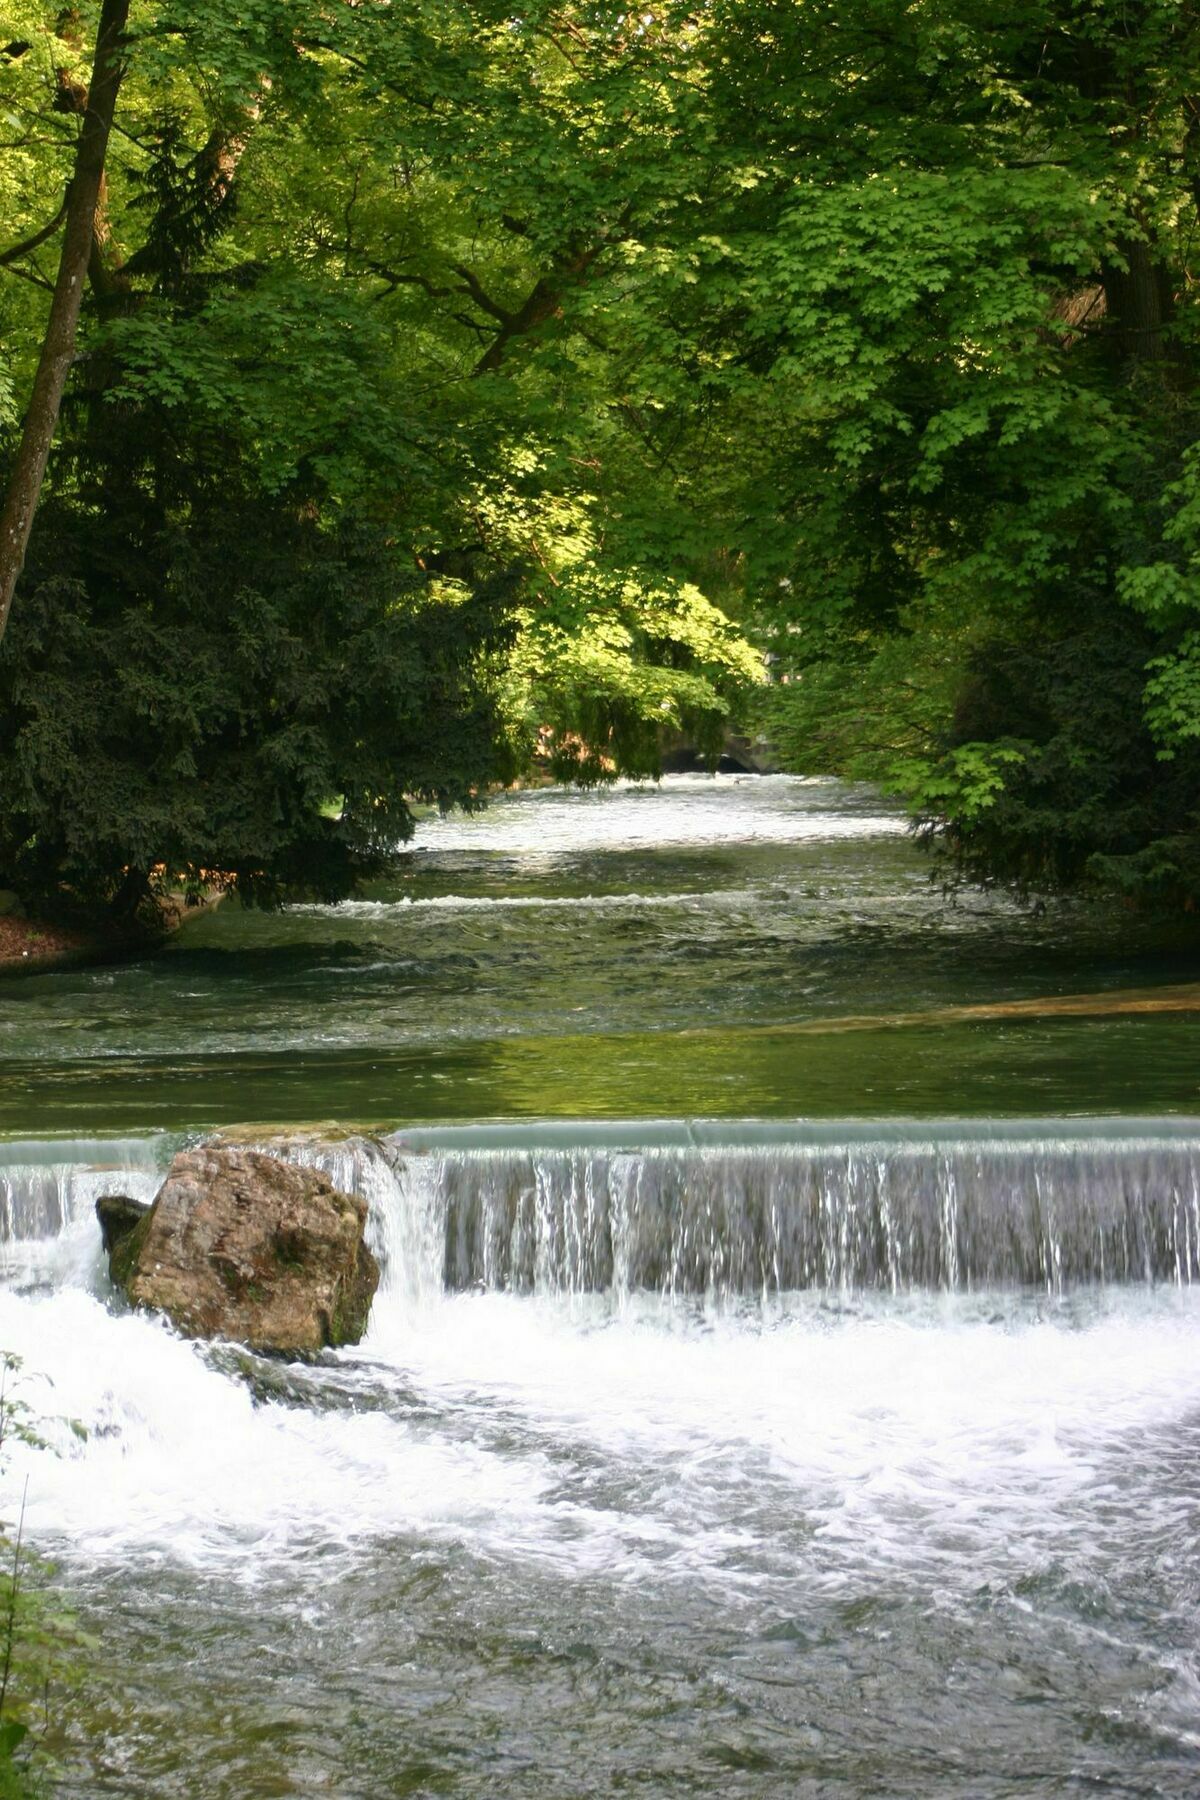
14 1 1197 914
0 391 518 918
644 0 1200 904
0 3 758 918
0 0 130 646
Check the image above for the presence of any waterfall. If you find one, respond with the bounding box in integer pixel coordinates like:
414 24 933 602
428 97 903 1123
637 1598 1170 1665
5 1120 1200 1299
0 1138 168 1243
379 1120 1200 1298
256 1132 448 1309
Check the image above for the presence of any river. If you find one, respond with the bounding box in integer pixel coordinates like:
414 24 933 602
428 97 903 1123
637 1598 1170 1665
1 775 1199 1795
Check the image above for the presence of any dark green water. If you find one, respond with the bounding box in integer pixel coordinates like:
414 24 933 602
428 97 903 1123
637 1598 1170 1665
1 775 1197 1134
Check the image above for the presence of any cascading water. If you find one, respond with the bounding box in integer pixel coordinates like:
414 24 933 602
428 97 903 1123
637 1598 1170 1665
13 1121 1200 1304
398 1135 1200 1295
267 1120 1200 1300
0 1138 167 1243
5 1119 1200 1800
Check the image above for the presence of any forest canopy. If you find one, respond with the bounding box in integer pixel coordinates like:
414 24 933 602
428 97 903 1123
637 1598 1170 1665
2 2 1199 914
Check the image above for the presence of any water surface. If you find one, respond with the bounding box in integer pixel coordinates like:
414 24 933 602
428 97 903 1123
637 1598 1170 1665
3 1138 1200 1797
2 777 1200 1795
1 776 1198 1133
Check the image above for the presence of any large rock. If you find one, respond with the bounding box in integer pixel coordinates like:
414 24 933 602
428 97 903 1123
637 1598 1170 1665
97 1147 379 1353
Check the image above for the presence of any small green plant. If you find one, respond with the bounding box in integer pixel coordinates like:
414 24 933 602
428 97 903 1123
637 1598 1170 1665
0 1355 94 1796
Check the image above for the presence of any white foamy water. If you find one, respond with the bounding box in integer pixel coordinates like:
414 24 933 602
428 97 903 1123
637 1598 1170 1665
376 1288 1200 1585
0 1288 554 1574
5 1131 1200 1795
407 774 905 853
288 888 762 918
2 1202 1199 1600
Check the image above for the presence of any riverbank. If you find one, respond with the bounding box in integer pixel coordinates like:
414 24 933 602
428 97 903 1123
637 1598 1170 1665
0 912 99 974
0 893 222 977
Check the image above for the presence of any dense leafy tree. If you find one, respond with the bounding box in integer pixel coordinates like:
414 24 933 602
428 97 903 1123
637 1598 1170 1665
0 402 517 918
0 1 755 915
4 0 1200 912
682 0 1200 903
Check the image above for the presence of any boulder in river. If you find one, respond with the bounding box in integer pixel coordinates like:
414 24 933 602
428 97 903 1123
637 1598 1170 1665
97 1147 379 1353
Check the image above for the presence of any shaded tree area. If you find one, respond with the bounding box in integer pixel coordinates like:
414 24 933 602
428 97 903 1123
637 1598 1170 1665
3 2 1200 917
2 428 519 917
691 0 1200 905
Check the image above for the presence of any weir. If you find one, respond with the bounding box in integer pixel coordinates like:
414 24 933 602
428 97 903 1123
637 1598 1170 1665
0 1138 167 1243
5 1120 1200 1297
380 1120 1200 1296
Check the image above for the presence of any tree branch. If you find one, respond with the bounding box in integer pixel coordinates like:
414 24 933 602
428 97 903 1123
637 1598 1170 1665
473 240 606 375
0 261 55 293
0 192 69 266
447 261 513 325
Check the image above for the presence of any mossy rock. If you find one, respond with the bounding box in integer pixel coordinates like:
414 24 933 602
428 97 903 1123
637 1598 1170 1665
98 1149 380 1353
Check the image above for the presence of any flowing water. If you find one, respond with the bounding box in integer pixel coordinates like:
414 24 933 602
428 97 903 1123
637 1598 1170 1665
2 777 1200 1795
3 774 1199 1132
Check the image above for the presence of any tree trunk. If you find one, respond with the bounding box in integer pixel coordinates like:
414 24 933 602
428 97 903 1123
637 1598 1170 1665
1102 236 1173 363
0 0 131 649
109 864 152 922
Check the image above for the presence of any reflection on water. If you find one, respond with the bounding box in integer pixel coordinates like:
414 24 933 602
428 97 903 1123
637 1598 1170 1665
0 774 1198 1133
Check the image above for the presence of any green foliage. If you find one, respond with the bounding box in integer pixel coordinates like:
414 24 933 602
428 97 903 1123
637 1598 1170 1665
887 598 1200 904
695 0 1200 905
1 397 517 915
510 571 763 780
0 1355 93 1796
1 2 762 914
467 441 761 777
750 617 967 784
6 0 1200 906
